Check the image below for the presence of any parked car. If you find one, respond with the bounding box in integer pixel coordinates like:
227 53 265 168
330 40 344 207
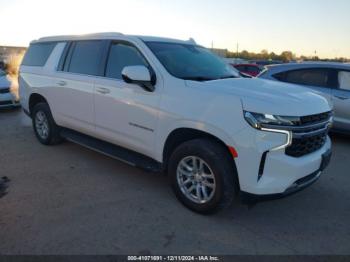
19 33 332 213
259 62 350 133
232 64 264 77
0 69 20 108
251 60 284 66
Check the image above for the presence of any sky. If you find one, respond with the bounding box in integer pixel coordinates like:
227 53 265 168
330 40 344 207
0 0 349 58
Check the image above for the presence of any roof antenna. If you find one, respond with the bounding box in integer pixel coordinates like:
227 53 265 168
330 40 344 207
188 37 196 44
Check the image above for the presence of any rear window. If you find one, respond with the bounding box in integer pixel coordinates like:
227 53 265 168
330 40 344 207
22 42 57 66
234 65 245 71
68 41 105 76
247 66 260 74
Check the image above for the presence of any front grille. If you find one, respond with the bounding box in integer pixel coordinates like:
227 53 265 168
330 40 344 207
0 100 12 106
286 133 327 157
0 88 10 94
300 112 332 125
285 112 331 158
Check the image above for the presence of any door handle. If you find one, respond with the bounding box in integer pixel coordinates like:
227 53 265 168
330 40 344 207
96 87 111 94
334 95 349 100
57 81 67 86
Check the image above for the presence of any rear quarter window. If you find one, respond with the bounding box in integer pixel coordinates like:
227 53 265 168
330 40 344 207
21 42 57 66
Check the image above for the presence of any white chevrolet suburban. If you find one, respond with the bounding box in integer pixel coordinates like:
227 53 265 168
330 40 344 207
19 33 332 213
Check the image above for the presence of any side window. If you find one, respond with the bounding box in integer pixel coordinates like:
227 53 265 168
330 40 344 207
273 72 287 81
21 42 57 66
283 69 330 88
105 43 148 79
68 41 105 76
338 71 350 91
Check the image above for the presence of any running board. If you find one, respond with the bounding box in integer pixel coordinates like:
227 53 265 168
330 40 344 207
60 128 163 173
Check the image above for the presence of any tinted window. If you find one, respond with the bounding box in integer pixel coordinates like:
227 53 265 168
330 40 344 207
281 69 330 88
68 41 104 76
105 43 148 79
234 65 245 71
247 66 260 74
146 42 238 81
273 72 286 81
21 42 57 66
339 71 350 91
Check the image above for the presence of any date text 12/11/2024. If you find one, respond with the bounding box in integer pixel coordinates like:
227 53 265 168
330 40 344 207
127 256 220 261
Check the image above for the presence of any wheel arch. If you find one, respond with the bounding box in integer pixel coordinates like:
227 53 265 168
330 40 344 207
28 93 48 116
162 127 238 173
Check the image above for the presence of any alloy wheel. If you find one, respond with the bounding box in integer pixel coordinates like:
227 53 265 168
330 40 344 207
35 111 49 140
176 156 216 204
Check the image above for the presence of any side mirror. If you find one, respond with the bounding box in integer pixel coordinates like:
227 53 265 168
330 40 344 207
121 65 155 92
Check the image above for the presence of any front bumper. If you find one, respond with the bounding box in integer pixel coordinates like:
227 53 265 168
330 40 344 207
232 125 332 196
241 148 331 202
0 92 20 108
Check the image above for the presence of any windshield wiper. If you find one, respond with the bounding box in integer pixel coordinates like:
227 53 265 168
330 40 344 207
216 75 238 80
182 76 216 82
183 75 238 82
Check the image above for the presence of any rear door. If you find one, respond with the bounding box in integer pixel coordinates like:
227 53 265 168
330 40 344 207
53 40 107 135
332 70 350 130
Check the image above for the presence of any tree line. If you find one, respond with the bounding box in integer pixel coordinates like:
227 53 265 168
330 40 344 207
227 49 349 63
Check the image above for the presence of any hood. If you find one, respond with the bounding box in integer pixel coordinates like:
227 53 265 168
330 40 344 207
186 78 331 116
0 75 11 89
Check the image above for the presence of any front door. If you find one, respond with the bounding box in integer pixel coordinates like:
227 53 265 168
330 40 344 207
94 41 162 158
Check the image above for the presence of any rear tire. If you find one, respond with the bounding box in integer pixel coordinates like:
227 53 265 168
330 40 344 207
168 139 238 214
32 103 63 145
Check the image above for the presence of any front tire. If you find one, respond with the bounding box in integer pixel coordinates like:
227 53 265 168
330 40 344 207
168 139 238 214
32 103 63 145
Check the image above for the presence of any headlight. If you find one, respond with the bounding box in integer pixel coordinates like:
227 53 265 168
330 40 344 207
244 111 294 151
244 111 300 129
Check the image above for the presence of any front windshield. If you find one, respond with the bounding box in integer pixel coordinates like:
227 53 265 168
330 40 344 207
146 42 239 81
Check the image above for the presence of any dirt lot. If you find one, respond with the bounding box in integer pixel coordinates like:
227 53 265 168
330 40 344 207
0 108 349 255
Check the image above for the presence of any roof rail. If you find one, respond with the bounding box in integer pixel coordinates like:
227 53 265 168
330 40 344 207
36 32 124 42
84 32 124 37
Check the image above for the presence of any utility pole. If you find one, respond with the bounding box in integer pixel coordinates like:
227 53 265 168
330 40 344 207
236 43 239 58
211 41 214 49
